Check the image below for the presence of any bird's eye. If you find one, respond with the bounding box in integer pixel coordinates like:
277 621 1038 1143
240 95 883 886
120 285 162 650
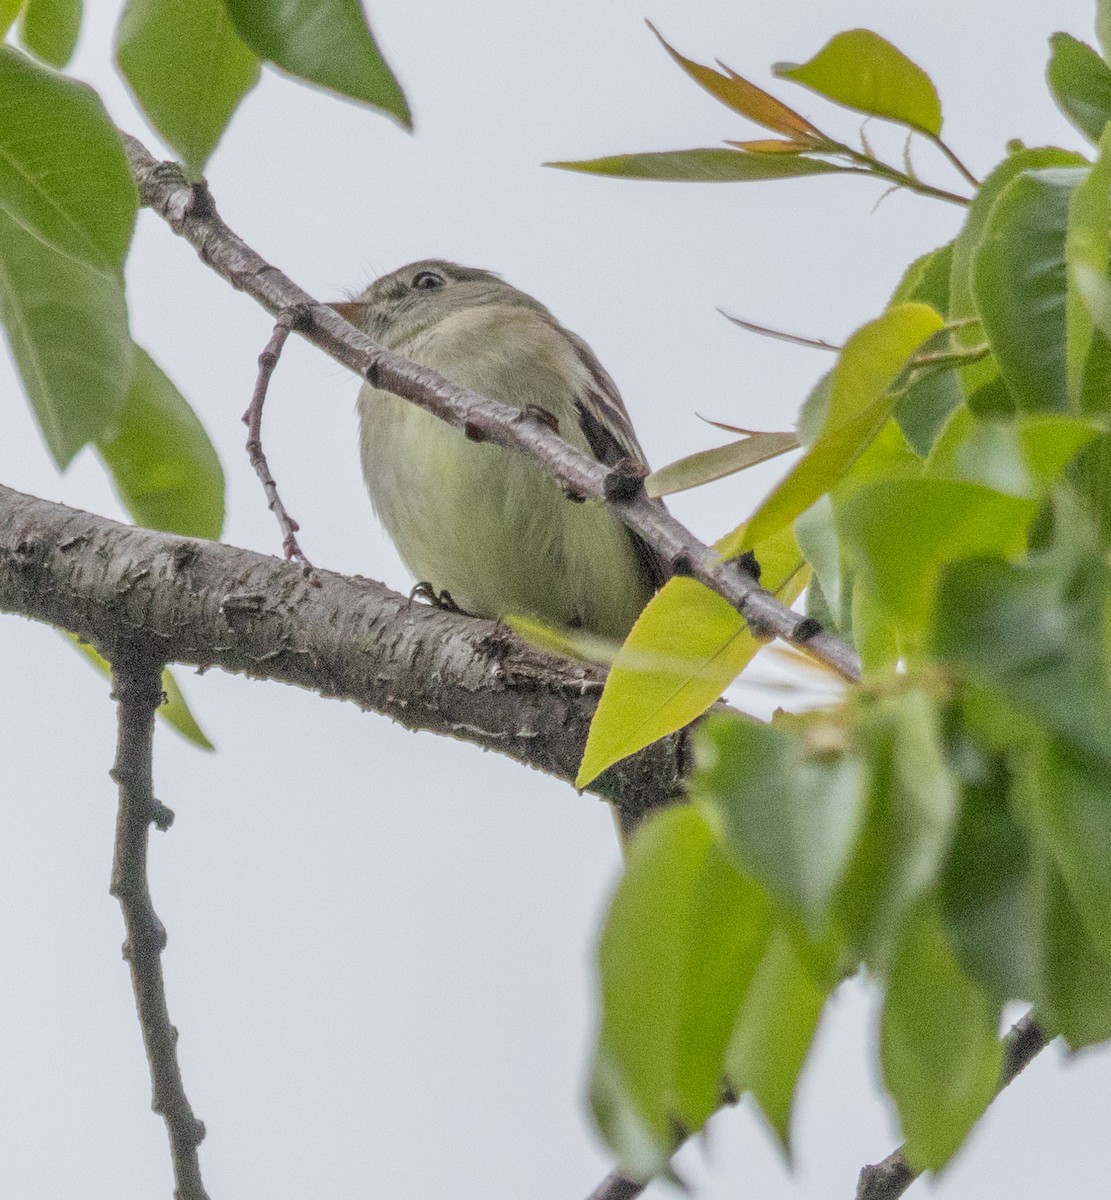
412 270 445 291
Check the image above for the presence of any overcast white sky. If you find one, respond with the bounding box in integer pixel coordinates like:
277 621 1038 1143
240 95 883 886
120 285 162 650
2 0 1110 1197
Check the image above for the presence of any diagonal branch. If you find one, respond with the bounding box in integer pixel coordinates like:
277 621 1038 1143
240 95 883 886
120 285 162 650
120 133 860 685
855 1011 1049 1200
110 648 210 1200
0 482 691 821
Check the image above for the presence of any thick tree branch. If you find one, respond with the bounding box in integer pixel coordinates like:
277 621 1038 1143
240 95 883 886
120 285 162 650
110 650 210 1200
0 483 688 820
121 133 861 684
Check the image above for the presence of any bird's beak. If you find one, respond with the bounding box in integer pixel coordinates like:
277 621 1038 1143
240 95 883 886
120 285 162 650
327 300 365 324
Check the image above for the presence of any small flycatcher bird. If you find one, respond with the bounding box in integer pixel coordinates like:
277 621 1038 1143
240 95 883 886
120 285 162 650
338 260 667 640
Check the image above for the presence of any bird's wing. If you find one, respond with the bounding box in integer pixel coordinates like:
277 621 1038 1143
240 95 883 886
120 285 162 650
566 331 671 592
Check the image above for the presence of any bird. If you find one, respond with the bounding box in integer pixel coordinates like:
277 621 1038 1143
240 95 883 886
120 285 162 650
335 260 667 641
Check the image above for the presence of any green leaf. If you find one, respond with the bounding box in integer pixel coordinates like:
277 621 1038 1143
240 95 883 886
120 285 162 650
116 0 260 178
1065 127 1111 407
938 722 1039 1003
881 908 1002 1171
575 524 807 788
97 346 225 539
66 633 214 749
1100 0 1111 64
18 0 81 68
0 206 131 466
972 166 1085 412
742 304 944 549
1047 34 1111 144
837 479 1036 639
645 430 798 498
592 806 773 1177
837 689 957 964
950 147 1086 402
723 928 828 1150
1029 737 1111 964
0 47 136 271
0 0 22 39
775 29 942 137
648 23 824 141
889 242 962 455
933 551 1111 765
548 147 853 183
794 495 849 634
693 711 866 926
1037 850 1111 1049
223 0 409 127
927 408 1096 497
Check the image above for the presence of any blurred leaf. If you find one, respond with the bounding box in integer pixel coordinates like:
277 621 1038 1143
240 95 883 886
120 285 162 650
938 722 1039 1003
836 689 957 963
0 206 131 466
949 147 1086 401
972 166 1085 412
576 524 807 788
548 147 852 183
775 29 942 136
889 242 962 455
645 431 799 498
592 806 773 1177
66 633 214 749
743 304 944 549
693 711 865 925
97 346 225 539
0 47 136 271
1066 126 1111 407
1029 737 1111 964
794 496 847 633
881 908 1002 1171
223 0 409 126
723 927 828 1149
116 0 260 178
19 0 80 67
0 0 22 38
649 23 823 141
1047 33 1111 144
927 408 1096 496
838 479 1035 640
1037 850 1111 1049
933 551 1111 765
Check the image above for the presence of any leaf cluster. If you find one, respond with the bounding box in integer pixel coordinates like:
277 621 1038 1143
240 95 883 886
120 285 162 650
0 0 409 741
580 8 1111 1182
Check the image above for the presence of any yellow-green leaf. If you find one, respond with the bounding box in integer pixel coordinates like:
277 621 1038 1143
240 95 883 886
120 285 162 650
645 431 799 498
775 29 942 137
548 147 851 183
576 524 808 788
742 304 944 549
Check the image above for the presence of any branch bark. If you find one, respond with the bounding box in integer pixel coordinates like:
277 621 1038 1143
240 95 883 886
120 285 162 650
0 483 689 821
120 133 861 685
110 650 210 1200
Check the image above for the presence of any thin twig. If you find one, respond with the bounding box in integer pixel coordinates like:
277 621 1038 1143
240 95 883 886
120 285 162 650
717 308 840 351
120 133 862 684
855 1011 1049 1200
584 1170 646 1200
109 652 211 1200
243 308 312 565
928 133 981 189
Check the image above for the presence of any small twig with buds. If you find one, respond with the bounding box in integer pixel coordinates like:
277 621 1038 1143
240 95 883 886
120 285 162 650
109 652 211 1200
